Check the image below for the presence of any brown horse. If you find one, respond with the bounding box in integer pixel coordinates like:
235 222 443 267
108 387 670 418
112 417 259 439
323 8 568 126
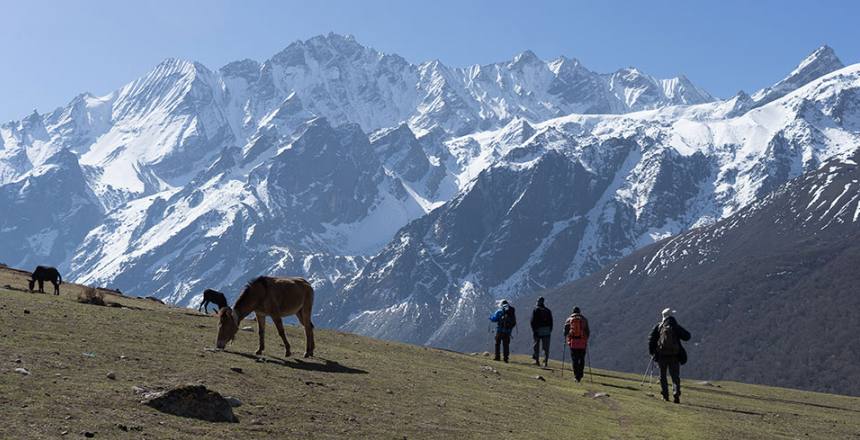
215 276 315 358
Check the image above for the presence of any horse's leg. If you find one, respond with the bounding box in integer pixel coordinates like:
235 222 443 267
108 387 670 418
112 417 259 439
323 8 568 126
273 318 291 358
53 280 59 295
255 312 265 356
299 308 314 358
38 280 44 293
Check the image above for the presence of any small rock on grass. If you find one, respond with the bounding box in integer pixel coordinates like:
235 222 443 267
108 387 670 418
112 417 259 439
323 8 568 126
14 367 30 375
106 371 116 380
480 365 499 374
230 367 243 374
534 375 546 381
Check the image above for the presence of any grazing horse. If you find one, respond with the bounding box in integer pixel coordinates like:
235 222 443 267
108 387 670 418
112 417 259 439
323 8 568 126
28 266 62 295
198 289 228 314
215 276 315 358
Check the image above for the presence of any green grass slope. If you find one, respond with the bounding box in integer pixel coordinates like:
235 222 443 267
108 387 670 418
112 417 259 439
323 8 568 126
1 267 858 439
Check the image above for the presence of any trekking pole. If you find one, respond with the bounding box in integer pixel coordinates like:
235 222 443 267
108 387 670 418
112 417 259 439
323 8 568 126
648 359 656 388
586 345 594 384
560 338 567 378
639 357 654 386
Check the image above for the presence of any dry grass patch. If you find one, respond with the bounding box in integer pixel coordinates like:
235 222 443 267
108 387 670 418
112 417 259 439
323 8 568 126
77 286 106 306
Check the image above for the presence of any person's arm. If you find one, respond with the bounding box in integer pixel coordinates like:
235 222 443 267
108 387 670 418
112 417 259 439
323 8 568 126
490 310 500 322
530 309 537 331
648 325 659 355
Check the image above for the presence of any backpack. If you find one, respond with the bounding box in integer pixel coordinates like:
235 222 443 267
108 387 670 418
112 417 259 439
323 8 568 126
499 306 516 330
567 315 588 349
657 322 681 356
534 307 552 327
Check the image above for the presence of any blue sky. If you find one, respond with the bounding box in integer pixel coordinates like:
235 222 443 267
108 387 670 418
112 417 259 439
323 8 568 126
1 0 858 122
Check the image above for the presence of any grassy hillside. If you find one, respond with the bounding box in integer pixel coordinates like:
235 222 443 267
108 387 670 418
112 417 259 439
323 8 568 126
1 266 858 439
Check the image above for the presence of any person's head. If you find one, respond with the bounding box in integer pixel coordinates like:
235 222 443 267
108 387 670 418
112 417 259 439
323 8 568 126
537 297 545 306
661 307 675 320
572 306 581 314
500 299 509 309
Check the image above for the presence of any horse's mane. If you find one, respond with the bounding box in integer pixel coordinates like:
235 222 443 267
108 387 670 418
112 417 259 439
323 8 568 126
245 276 268 289
234 276 268 311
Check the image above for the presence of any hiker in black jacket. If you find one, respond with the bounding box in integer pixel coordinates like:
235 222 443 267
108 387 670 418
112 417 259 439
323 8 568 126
648 308 692 403
530 297 553 366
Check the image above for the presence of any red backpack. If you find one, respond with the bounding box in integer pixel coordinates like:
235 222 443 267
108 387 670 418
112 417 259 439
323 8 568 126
566 314 588 349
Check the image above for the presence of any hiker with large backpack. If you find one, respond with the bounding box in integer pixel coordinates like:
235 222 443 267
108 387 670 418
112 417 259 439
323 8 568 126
648 308 692 404
530 297 553 366
563 307 590 382
489 299 516 363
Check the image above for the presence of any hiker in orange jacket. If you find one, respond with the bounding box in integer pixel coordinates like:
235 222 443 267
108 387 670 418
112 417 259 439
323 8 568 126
564 307 590 382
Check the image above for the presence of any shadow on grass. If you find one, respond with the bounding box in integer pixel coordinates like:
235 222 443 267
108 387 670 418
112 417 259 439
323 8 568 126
224 350 368 374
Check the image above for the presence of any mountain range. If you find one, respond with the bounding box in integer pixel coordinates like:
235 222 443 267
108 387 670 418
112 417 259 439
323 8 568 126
510 151 860 395
0 34 857 393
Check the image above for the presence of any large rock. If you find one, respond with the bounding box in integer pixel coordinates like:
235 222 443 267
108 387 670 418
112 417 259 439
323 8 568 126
142 385 238 423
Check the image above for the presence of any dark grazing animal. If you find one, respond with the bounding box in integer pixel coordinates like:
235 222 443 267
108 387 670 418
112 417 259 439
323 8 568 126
215 276 315 358
198 289 228 314
28 266 62 295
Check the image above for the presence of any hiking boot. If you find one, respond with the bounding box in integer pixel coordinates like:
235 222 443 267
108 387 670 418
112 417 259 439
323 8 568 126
534 359 540 366
673 395 680 404
493 356 500 361
504 358 509 363
662 394 670 402
543 359 548 367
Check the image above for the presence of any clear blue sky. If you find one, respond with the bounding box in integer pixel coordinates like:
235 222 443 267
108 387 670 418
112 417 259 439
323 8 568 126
2 0 858 122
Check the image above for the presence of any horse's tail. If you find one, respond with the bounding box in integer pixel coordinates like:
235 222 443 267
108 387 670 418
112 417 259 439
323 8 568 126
305 282 314 329
57 272 63 285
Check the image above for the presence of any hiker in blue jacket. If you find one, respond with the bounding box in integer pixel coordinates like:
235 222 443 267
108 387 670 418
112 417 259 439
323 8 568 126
489 299 516 362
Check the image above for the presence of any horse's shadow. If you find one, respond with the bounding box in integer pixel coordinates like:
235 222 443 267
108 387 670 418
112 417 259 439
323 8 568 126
224 350 368 374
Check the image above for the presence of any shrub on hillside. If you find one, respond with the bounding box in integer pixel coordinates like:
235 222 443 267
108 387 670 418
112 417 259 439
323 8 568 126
78 287 106 306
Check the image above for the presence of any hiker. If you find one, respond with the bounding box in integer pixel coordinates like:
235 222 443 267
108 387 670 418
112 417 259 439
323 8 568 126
564 307 590 382
489 299 516 362
648 308 692 404
530 297 553 366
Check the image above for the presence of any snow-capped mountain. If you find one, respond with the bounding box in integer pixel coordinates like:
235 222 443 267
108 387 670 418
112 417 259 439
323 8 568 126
0 33 713 293
324 53 860 345
0 37 856 359
513 151 860 395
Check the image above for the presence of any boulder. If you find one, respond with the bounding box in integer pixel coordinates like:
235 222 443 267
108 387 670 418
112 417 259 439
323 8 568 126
141 385 238 423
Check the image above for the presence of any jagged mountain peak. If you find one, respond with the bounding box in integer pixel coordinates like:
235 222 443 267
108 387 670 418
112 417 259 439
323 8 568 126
796 45 843 73
509 49 542 68
751 44 845 107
